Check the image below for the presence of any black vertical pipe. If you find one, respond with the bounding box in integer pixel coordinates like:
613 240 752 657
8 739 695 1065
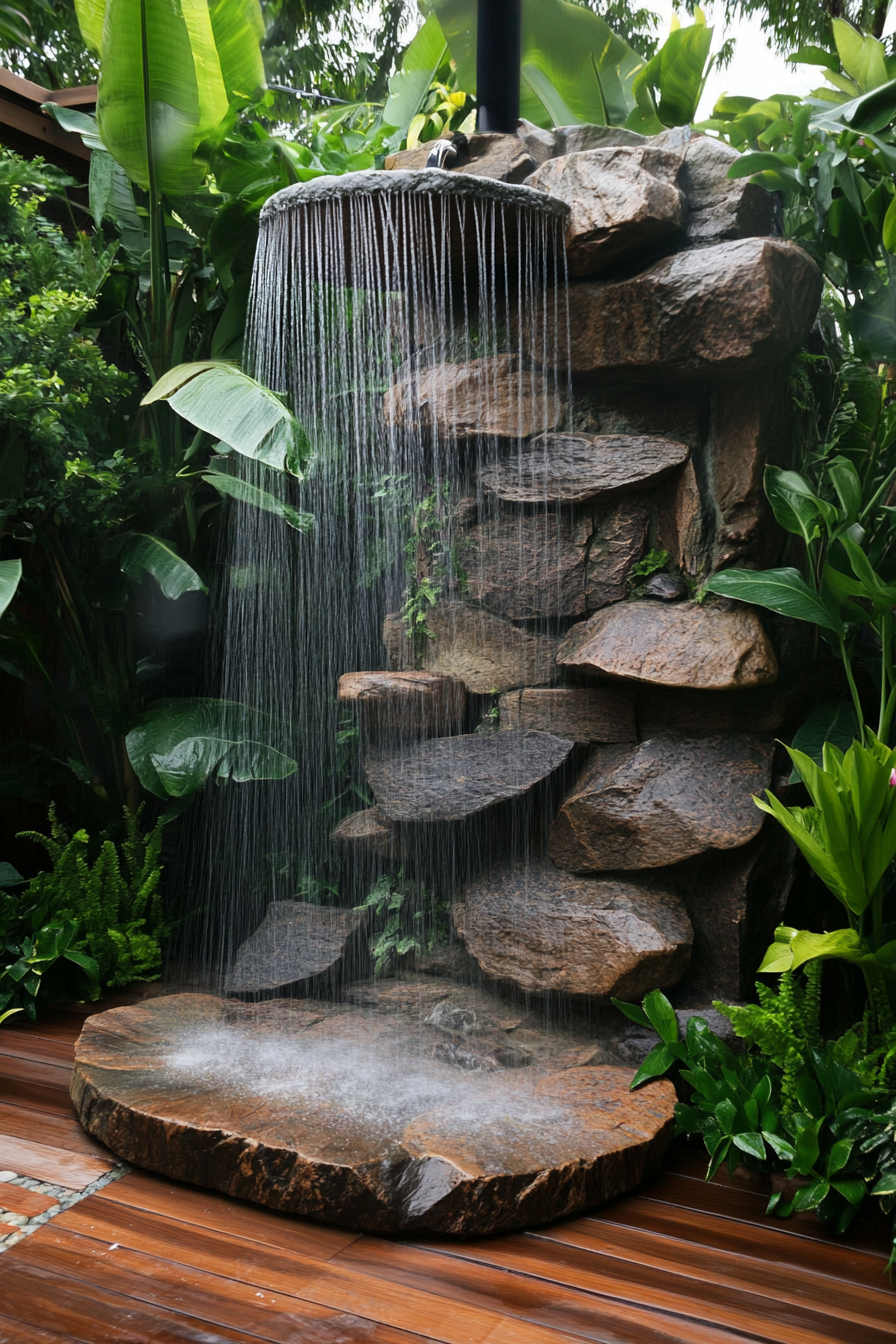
476 0 522 134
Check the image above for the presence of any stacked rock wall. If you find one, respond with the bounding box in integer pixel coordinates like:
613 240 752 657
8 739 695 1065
336 125 823 1006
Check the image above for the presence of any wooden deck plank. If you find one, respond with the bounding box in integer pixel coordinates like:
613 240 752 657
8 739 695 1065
0 1052 74 1112
0 1099 114 1161
0 1134 112 1189
8 1227 436 1344
0 1032 75 1067
0 1310 75 1343
0 1183 57 1217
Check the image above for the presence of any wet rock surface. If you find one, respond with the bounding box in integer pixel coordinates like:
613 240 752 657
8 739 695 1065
383 355 561 442
338 671 466 740
331 806 397 861
366 729 574 823
385 133 539 183
384 602 559 693
528 144 686 276
456 859 692 998
557 601 778 690
499 687 636 742
71 993 676 1235
681 134 776 244
225 901 365 994
549 238 822 379
549 734 773 871
480 433 689 504
655 457 705 578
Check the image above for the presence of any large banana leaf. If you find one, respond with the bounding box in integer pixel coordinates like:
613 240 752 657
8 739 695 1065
74 0 264 196
126 697 298 798
383 13 448 141
431 0 643 128
203 467 314 533
626 12 713 135
0 559 22 619
120 534 207 599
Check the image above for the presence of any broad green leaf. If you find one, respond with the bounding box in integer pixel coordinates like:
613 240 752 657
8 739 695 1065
383 14 448 145
832 18 888 93
789 927 864 969
126 697 298 798
788 703 860 781
73 0 104 54
884 195 896 254
630 1042 675 1088
208 0 264 104
432 0 643 129
871 1173 896 1195
704 568 841 634
762 1130 796 1162
626 13 713 131
610 998 652 1029
143 363 310 475
88 145 114 227
0 558 22 618
642 989 680 1045
732 1132 767 1161
120 534 207 600
831 1178 867 1205
203 468 314 533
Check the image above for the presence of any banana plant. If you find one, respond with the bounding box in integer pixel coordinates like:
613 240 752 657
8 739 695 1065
0 559 21 619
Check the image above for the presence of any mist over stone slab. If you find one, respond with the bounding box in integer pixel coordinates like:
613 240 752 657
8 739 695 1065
383 355 562 443
549 734 774 871
479 433 689 504
338 671 466 741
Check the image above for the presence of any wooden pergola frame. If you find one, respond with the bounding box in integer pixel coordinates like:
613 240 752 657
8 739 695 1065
0 65 95 179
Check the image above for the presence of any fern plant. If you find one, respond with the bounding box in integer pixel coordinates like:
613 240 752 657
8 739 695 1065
18 804 168 988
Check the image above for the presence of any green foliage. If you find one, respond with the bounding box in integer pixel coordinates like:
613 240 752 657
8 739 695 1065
355 870 422 977
626 7 714 135
18 804 168 988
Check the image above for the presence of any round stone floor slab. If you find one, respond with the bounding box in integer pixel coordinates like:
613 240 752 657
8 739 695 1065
71 993 676 1236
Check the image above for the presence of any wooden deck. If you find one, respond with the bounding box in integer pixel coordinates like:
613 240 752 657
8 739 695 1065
0 995 893 1344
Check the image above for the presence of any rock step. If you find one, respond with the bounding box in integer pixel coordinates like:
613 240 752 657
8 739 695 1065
383 354 561 443
338 671 465 740
479 432 689 503
499 687 636 742
384 602 559 694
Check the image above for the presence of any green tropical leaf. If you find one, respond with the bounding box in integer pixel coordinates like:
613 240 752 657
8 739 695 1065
789 927 864 969
203 468 313 533
630 1042 676 1088
883 195 896 253
832 18 888 93
642 989 680 1045
732 1132 767 1161
788 702 860 781
382 13 448 144
611 997 652 1029
626 11 713 133
126 697 298 798
704 567 841 633
120 534 207 600
0 559 22 619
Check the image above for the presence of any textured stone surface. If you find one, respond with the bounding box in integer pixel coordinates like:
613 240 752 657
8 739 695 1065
225 901 365 994
338 671 466 740
455 859 692 997
545 239 822 379
552 125 648 156
384 602 559 693
479 433 689 504
528 145 686 276
385 133 538 183
331 807 396 861
366 729 574 823
667 826 797 999
499 687 636 742
71 994 676 1235
457 500 647 620
681 135 776 244
557 601 778 690
656 457 705 578
383 356 561 443
549 734 773 871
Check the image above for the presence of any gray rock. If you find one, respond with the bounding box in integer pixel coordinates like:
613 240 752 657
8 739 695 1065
549 734 774 871
383 355 562 444
479 433 689 504
642 573 688 601
528 144 686 276
225 901 366 994
499 687 636 742
366 729 574 824
383 602 560 693
553 125 647 155
455 859 692 998
557 601 779 691
331 807 397 861
655 457 705 579
681 134 776 244
338 671 465 741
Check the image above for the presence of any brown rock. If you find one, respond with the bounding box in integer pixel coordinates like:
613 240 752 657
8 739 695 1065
383 355 561 442
528 145 686 277
71 993 676 1234
499 687 636 742
331 807 396 861
633 684 786 738
656 456 705 578
457 500 647 620
365 729 574 823
384 602 559 693
668 825 797 999
338 671 465 740
546 239 822 379
553 125 647 156
557 601 778 690
549 734 773 871
225 901 365 994
480 432 689 504
707 372 793 570
456 859 692 998
681 135 776 244
385 133 537 184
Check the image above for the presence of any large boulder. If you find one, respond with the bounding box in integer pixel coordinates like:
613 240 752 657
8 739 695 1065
225 901 365 994
366 729 574 823
540 238 822 379
384 602 559 693
457 500 647 620
527 144 686 276
557 601 778 690
383 355 561 443
655 457 705 578
549 734 773 871
681 134 776 244
455 859 692 998
338 671 465 740
499 687 636 742
479 433 689 504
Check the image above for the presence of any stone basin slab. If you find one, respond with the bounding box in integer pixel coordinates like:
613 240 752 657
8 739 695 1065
479 433 689 504
70 993 676 1236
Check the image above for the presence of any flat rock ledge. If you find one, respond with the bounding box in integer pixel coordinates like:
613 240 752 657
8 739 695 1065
557 601 778 690
480 433 689 504
225 901 365 994
456 859 692 998
384 603 559 694
338 671 466 740
71 993 676 1236
550 734 773 871
366 729 574 823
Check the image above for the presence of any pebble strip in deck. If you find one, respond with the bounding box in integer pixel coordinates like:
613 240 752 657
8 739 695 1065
0 1164 130 1252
